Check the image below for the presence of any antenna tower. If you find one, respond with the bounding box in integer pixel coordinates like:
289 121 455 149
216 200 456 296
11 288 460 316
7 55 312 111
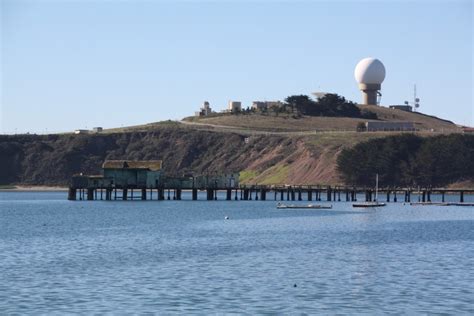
405 84 420 112
413 84 420 112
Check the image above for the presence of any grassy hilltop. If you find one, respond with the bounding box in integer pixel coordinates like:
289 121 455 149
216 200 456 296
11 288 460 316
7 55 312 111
182 104 458 133
0 103 471 187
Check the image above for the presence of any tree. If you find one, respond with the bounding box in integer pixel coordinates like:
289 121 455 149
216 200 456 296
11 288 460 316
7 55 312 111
283 93 377 118
284 95 315 115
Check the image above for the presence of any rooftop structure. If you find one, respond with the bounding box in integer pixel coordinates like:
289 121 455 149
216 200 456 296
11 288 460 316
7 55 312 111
74 129 89 134
389 105 413 112
102 160 162 171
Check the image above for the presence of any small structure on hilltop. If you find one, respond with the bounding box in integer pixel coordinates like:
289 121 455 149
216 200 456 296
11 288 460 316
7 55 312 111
389 105 413 112
195 101 213 116
74 127 103 134
74 129 89 134
228 101 242 113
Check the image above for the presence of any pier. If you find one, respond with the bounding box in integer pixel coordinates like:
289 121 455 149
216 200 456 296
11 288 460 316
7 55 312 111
68 184 474 203
68 160 474 203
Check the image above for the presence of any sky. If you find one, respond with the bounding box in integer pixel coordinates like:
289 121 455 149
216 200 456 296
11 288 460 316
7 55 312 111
1 0 472 134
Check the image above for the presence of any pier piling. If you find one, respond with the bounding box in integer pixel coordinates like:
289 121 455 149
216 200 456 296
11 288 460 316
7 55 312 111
68 188 76 201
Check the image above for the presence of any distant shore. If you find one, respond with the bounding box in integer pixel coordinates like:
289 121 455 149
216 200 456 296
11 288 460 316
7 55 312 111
0 185 68 192
0 181 472 192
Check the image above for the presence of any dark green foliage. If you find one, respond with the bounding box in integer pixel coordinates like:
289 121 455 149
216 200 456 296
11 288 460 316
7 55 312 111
0 141 24 184
284 95 313 114
284 93 378 118
337 134 474 187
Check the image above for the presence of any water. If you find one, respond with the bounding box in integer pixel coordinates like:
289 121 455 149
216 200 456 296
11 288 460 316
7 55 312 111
1 191 473 314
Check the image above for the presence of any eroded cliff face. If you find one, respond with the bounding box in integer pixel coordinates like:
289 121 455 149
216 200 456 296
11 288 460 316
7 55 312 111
1 128 340 186
239 140 344 185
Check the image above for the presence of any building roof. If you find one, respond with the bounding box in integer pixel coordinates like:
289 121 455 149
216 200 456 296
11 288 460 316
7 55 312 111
102 160 162 171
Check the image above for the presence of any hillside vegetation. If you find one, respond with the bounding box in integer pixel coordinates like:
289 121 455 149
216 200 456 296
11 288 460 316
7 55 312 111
337 134 474 187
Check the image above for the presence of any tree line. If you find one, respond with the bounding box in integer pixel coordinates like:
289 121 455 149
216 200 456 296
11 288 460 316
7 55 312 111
284 94 377 118
237 93 377 119
337 134 474 187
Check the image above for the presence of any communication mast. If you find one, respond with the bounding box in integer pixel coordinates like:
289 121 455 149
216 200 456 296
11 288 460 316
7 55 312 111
414 84 420 111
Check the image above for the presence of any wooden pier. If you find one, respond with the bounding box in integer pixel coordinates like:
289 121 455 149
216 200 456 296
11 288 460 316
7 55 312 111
68 184 474 203
68 160 473 203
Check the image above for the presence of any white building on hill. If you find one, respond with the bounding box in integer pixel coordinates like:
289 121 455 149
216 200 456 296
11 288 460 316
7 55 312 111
228 101 242 113
195 101 213 116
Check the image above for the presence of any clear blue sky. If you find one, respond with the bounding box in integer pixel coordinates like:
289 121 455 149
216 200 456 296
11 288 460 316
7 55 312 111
1 0 472 134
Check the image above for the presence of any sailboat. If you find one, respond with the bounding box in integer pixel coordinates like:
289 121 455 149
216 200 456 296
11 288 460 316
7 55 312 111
353 174 386 208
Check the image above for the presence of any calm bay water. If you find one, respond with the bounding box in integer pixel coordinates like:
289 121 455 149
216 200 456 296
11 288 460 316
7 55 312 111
1 191 473 314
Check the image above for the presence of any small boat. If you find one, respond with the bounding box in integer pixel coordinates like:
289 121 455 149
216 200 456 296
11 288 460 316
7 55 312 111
448 202 474 207
410 202 474 207
277 203 333 209
353 174 386 208
409 202 448 206
353 202 386 208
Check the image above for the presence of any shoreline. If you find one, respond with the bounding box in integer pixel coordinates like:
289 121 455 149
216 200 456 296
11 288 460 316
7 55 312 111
0 186 68 192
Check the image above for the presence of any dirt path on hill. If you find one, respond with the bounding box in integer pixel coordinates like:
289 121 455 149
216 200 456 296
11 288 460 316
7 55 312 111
179 120 358 136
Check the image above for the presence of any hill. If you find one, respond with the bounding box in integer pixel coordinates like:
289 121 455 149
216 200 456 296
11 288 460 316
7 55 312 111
0 106 469 187
183 105 459 133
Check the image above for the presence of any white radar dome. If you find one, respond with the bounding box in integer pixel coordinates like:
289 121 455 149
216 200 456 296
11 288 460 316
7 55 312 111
354 58 386 84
